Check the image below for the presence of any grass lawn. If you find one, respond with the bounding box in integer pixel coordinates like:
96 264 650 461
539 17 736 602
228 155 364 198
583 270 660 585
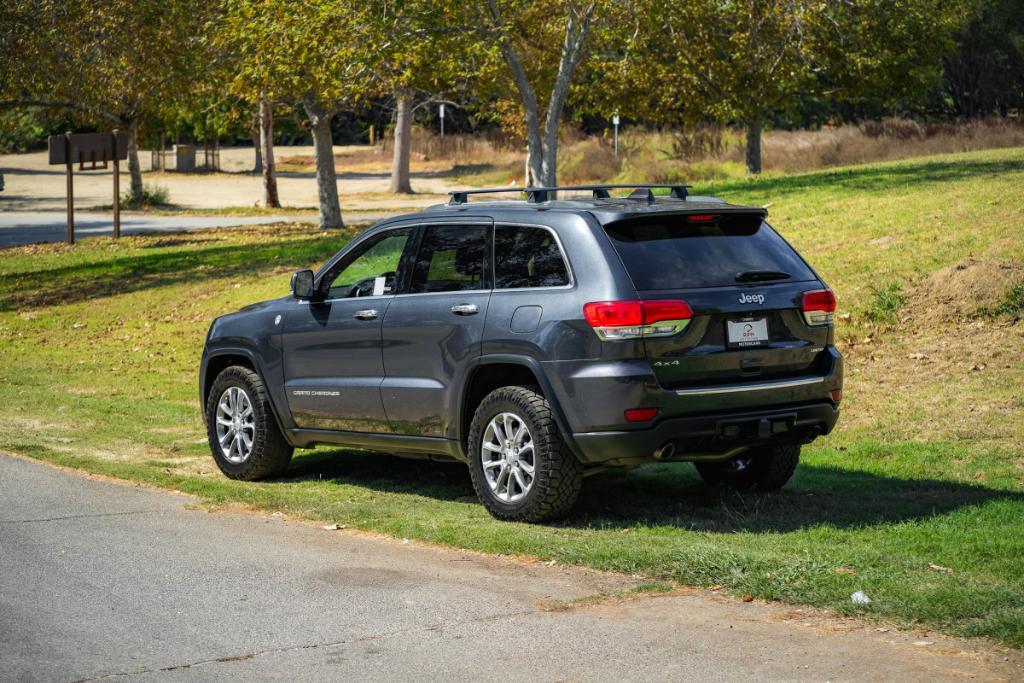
1 147 1023 647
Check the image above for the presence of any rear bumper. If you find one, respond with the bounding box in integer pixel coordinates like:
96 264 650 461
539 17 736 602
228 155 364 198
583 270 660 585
572 401 840 464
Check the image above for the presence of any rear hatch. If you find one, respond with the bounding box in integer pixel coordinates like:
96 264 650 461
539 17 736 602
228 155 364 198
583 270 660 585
603 211 833 389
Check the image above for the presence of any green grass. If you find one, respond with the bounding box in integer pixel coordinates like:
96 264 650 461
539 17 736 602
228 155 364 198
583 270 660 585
991 284 1024 318
864 282 908 324
1 147 1023 647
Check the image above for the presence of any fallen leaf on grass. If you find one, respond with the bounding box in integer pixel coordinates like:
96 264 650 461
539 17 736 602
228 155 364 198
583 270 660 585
833 567 856 575
928 563 953 574
908 352 929 360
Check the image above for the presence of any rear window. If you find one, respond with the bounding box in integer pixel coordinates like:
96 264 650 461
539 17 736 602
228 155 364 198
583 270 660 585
603 214 816 290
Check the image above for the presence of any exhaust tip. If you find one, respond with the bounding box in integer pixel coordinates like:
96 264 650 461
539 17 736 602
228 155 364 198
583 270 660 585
655 442 676 460
801 426 822 444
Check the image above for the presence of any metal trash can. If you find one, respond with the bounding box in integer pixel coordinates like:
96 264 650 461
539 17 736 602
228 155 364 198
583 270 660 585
175 144 196 173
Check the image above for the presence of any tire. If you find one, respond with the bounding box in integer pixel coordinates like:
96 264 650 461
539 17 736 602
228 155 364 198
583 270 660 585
205 365 293 480
694 443 800 491
467 385 583 522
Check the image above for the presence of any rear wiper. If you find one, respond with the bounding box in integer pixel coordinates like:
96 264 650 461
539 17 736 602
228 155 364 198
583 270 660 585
735 270 791 282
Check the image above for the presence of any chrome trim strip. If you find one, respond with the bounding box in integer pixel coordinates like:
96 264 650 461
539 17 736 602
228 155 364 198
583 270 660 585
674 376 823 396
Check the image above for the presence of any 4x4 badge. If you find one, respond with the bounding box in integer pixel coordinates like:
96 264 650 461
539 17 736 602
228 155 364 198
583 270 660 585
738 293 765 305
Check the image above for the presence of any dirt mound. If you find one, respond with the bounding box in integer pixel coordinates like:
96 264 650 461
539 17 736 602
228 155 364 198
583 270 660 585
911 258 1024 323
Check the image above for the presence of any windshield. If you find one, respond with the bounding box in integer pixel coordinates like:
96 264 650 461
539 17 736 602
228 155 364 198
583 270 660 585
603 214 816 290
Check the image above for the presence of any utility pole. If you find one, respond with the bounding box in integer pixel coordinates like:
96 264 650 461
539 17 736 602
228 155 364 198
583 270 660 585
112 129 121 239
612 114 620 158
64 132 74 244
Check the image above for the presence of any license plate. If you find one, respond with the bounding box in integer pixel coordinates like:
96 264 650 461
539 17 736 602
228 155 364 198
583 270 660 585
727 318 769 347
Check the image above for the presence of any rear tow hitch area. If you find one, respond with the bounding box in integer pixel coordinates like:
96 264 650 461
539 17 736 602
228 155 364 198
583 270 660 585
720 416 794 440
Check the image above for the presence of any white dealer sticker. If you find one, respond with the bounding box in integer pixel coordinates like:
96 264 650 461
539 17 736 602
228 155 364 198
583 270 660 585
727 318 769 347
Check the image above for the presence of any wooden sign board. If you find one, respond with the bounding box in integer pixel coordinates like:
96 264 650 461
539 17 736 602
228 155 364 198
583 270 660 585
48 131 129 167
47 131 129 244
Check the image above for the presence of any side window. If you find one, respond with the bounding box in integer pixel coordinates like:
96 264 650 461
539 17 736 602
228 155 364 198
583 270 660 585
324 229 411 298
409 225 488 293
494 225 570 289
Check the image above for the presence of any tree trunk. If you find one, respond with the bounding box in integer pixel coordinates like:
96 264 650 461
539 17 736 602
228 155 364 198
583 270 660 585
540 3 596 188
487 0 595 190
486 0 545 188
745 117 763 174
259 97 280 208
250 125 263 174
304 99 343 230
541 122 559 188
126 121 143 204
389 91 414 193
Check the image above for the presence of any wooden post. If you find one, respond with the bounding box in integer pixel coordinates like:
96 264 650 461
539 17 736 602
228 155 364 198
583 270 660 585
64 132 74 245
112 130 121 239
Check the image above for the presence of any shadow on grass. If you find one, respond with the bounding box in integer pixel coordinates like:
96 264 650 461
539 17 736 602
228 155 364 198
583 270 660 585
706 155 1024 200
0 231 354 311
286 449 1022 533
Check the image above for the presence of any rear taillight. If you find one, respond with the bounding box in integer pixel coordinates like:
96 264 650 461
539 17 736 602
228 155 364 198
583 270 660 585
801 289 836 326
583 300 692 340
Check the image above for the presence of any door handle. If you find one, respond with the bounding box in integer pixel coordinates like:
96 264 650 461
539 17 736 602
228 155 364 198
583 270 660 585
353 309 379 320
450 304 479 316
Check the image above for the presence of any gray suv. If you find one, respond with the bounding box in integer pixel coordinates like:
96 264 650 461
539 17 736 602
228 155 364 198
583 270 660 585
200 185 842 521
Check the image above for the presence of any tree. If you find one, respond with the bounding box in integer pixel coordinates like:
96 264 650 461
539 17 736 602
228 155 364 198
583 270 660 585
602 0 971 173
0 0 213 202
340 1 480 194
474 0 599 187
219 0 375 228
938 0 1024 117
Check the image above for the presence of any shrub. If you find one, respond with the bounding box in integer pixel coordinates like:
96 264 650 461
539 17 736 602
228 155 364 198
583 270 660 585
559 137 621 184
990 284 1024 318
121 183 170 209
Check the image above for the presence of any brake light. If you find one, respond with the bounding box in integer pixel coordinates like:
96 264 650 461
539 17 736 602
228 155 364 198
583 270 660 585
584 300 693 340
802 289 836 326
687 214 717 222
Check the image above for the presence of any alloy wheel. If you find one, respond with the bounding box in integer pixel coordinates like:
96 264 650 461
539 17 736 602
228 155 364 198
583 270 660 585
215 386 256 464
480 411 535 503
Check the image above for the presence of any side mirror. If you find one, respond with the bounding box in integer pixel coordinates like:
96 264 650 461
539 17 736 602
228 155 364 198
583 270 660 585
291 269 316 300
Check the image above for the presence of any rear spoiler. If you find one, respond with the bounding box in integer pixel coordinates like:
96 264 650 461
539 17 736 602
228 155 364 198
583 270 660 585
603 209 768 235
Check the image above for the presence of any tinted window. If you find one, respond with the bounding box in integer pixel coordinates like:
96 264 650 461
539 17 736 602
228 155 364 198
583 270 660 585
409 225 488 293
604 215 815 290
324 229 411 298
494 226 570 289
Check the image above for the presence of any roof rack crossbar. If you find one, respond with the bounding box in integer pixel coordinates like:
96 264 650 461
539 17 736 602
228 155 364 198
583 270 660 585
447 184 691 205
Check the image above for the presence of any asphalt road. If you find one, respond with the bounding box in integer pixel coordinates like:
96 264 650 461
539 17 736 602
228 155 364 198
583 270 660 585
1 454 1019 682
0 211 389 249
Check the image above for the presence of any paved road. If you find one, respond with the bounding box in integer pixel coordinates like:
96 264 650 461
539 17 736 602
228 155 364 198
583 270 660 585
1 455 1019 682
0 211 391 249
